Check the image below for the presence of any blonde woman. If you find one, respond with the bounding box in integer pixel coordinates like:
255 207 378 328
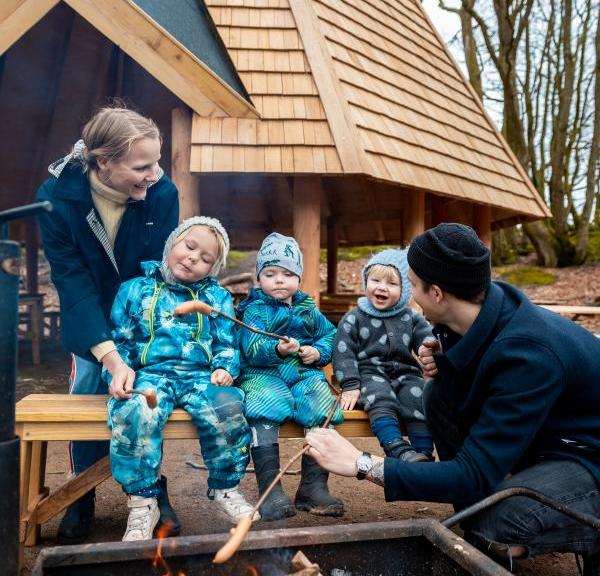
37 105 179 544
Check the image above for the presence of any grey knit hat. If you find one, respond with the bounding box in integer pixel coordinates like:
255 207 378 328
256 232 303 278
161 216 229 284
362 248 412 308
407 223 491 298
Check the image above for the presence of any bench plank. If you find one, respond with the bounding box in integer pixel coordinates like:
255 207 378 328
16 394 374 438
541 305 600 316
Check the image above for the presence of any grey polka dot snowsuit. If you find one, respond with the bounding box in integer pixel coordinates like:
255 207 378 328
333 306 433 424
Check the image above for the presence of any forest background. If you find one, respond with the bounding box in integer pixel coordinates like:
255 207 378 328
424 0 600 268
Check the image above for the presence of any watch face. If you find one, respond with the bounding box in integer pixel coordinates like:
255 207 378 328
357 452 372 475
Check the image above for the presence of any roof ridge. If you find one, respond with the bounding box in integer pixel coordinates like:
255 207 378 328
288 0 369 174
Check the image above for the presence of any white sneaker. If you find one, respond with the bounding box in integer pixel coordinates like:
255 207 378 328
123 495 159 541
209 486 260 524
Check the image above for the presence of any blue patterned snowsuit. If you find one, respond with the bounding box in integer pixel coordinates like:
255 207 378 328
237 288 343 428
105 261 250 493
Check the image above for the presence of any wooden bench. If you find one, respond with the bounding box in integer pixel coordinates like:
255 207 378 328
15 393 373 557
540 304 600 319
320 293 360 324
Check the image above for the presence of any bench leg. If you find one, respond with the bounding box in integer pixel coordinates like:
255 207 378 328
19 437 31 574
24 441 47 546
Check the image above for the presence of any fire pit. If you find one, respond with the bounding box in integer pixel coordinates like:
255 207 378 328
33 519 510 576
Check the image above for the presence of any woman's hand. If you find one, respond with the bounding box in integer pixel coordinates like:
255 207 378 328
211 369 233 386
298 345 320 365
102 350 135 400
277 337 301 357
341 389 360 410
305 428 362 477
418 338 440 378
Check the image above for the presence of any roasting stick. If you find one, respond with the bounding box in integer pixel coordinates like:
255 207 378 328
213 394 341 564
174 300 292 343
125 388 158 409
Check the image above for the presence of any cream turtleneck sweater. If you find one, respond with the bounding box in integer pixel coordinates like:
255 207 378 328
88 170 129 362
88 169 129 248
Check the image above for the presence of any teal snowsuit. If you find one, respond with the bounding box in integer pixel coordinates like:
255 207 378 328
237 288 343 428
105 261 250 493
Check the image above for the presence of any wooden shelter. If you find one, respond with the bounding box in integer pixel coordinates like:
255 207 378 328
0 0 256 292
177 0 550 301
1 0 549 305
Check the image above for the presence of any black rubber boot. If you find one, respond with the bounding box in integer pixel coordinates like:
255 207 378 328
294 454 344 517
157 475 181 536
57 489 95 544
251 445 296 521
383 439 431 462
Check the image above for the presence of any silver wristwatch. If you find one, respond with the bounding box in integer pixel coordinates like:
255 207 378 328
356 451 373 480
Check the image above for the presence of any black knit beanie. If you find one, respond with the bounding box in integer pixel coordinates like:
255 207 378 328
407 223 491 298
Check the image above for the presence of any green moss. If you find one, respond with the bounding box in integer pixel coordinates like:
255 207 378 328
227 250 250 269
498 265 556 287
587 227 600 262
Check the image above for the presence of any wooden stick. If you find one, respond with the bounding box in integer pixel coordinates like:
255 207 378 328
174 300 291 343
213 395 341 564
126 389 158 409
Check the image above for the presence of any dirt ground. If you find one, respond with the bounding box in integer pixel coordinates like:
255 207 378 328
18 343 584 576
17 255 600 574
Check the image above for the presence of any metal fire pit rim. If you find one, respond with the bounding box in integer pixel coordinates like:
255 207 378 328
32 518 511 576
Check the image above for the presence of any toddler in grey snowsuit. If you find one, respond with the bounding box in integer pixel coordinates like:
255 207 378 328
237 233 344 521
105 217 256 542
333 248 435 462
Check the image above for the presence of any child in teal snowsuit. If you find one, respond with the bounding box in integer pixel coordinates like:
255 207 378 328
237 232 344 521
105 216 256 542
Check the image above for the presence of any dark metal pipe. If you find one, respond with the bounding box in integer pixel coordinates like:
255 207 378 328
0 201 52 226
442 486 600 530
0 201 53 576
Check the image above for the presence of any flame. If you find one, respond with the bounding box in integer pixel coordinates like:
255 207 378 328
151 521 187 576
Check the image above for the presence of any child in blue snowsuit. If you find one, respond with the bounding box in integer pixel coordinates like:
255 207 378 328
237 232 344 521
105 216 256 542
332 249 434 462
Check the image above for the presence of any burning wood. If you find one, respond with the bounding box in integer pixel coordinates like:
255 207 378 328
151 522 186 576
288 551 322 576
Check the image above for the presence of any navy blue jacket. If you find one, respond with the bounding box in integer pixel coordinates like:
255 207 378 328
37 162 178 359
384 281 600 506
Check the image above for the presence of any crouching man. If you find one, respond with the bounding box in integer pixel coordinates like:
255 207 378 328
306 223 600 572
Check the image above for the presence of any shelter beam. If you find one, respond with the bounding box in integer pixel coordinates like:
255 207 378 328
172 107 200 221
294 176 321 304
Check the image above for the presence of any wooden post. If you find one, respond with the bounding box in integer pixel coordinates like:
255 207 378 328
25 220 38 295
326 217 338 295
171 107 199 221
293 177 321 305
403 190 425 244
473 204 492 247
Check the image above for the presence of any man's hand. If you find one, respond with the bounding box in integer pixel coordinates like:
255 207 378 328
418 338 440 378
211 369 233 386
305 428 362 477
341 389 360 410
103 350 135 400
298 345 320 365
277 337 301 357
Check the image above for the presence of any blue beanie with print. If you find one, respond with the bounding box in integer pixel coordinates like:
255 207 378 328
362 248 412 308
256 232 303 278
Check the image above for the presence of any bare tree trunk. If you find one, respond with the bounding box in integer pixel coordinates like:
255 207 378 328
548 0 576 263
575 7 600 262
460 0 484 99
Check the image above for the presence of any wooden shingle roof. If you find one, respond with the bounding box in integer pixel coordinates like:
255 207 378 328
1 0 258 118
192 0 549 221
